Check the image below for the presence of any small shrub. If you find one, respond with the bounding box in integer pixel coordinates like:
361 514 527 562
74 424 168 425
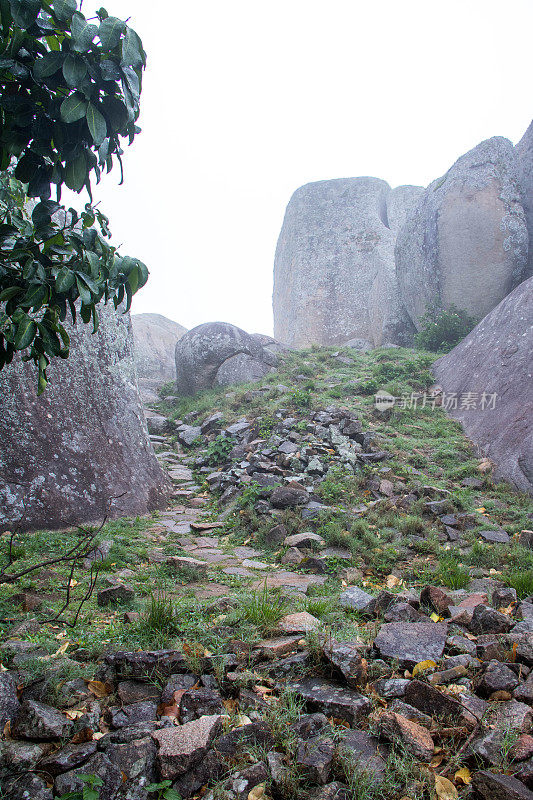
205 434 235 466
414 303 477 353
289 387 312 408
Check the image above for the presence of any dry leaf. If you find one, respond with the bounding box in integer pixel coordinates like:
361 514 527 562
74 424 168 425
71 727 94 744
52 642 70 657
386 574 401 589
475 507 486 513
435 775 458 799
454 767 471 785
412 660 437 677
248 784 265 800
430 753 445 768
430 612 442 622
92 731 104 740
87 680 112 698
65 709 84 720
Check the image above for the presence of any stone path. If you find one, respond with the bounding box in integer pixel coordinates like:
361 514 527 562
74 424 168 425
151 436 327 597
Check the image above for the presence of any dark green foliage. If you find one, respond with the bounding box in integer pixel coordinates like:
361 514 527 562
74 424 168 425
289 386 312 408
205 433 235 466
0 0 147 390
505 569 533 600
414 303 477 353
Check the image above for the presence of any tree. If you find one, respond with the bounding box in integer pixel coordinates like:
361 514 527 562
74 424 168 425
0 0 148 392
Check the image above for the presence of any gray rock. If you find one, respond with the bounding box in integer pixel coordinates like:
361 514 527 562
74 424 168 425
284 532 324 548
374 622 448 667
480 529 510 544
104 736 157 782
4 774 53 800
152 714 223 779
0 305 171 532
97 583 135 607
0 672 20 729
292 677 371 724
515 118 533 280
0 740 46 775
131 313 187 401
477 660 519 696
12 699 73 741
338 729 389 784
144 410 171 436
175 322 276 396
106 700 158 729
385 184 424 232
433 276 533 495
179 688 224 723
296 736 335 784
339 586 376 614
470 605 514 634
54 752 122 800
39 741 98 776
291 713 329 740
377 711 434 761
215 353 272 387
396 136 528 329
273 178 414 348
270 485 309 508
323 640 366 687
473 768 533 799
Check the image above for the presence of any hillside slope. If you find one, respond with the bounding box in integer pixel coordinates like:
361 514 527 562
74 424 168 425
1 346 532 800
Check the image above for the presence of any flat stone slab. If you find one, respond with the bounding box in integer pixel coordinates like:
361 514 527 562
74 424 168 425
292 678 371 724
278 612 321 633
190 536 220 548
374 622 448 667
152 714 222 778
242 559 271 570
191 522 224 531
479 529 510 544
233 546 262 559
223 567 255 578
339 586 376 614
252 571 326 592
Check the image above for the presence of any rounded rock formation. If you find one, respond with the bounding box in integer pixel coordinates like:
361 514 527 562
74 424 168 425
132 313 187 402
433 276 533 495
273 177 417 348
175 322 278 396
396 136 529 329
515 119 533 280
0 305 171 531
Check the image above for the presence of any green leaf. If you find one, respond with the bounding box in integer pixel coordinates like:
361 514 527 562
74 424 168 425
121 26 145 68
33 51 64 80
0 286 22 301
55 266 75 292
37 356 48 395
86 103 107 146
98 16 125 49
52 0 77 23
10 0 40 28
62 53 88 88
0 0 12 38
60 92 88 123
14 315 37 349
71 11 98 52
100 95 128 133
64 152 87 192
76 275 92 305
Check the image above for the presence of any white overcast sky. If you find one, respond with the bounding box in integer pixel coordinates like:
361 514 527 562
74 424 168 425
80 0 533 336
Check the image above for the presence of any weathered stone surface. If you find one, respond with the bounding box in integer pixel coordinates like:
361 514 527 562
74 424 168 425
97 583 135 607
292 677 371 724
54 752 122 800
106 700 158 729
152 714 222 778
131 312 187 400
4 774 53 800
175 322 276 396
278 612 321 633
39 741 98 776
105 649 188 679
296 735 335 784
338 729 389 784
385 184 424 232
339 586 376 614
433 276 533 494
179 688 224 723
323 640 366 687
271 485 310 509
470 604 514 634
0 673 20 729
374 622 447 667
0 305 171 531
273 178 414 348
473 769 533 799
12 699 73 741
377 711 434 761
515 119 533 280
0 740 46 775
396 136 528 329
477 660 519 696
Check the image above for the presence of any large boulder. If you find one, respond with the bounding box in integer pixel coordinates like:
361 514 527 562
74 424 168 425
433 276 533 494
0 305 171 532
385 185 424 233
131 313 187 402
396 136 529 329
515 119 533 280
175 322 278 396
272 178 417 348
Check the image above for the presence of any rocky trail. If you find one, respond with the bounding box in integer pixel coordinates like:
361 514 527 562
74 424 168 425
1 345 532 800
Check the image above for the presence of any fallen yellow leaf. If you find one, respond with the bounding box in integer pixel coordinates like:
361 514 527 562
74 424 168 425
248 784 265 800
87 680 112 698
435 775 458 800
412 660 437 677
454 767 471 785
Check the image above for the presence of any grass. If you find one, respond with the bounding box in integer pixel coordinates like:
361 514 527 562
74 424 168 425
237 582 287 633
435 555 471 590
504 569 533 600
